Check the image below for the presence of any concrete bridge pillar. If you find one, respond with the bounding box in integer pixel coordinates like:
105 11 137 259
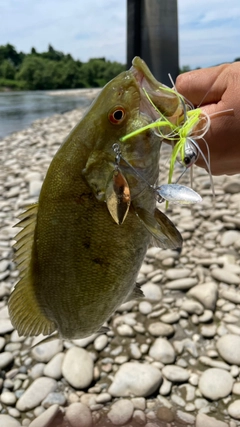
127 0 179 85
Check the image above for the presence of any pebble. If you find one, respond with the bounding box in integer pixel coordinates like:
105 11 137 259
165 277 198 290
198 368 233 400
28 404 59 427
43 352 65 379
188 282 218 310
0 391 16 405
0 415 21 427
108 362 162 397
217 334 240 365
16 377 57 411
181 299 204 315
138 301 152 315
65 402 93 427
62 347 93 389
221 230 240 246
0 351 14 369
165 268 191 280
42 392 66 408
228 400 240 420
196 413 228 427
149 338 175 364
211 268 240 285
141 282 162 301
31 339 63 363
162 365 190 382
222 290 240 304
93 334 108 351
148 322 174 337
107 399 134 425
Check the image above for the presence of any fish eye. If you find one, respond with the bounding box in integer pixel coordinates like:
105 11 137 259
108 107 126 124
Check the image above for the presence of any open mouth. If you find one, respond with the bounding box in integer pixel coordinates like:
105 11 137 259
131 56 180 121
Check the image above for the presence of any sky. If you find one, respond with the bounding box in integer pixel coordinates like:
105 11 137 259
1 0 240 69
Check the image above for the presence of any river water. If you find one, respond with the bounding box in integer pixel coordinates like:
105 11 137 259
0 90 96 140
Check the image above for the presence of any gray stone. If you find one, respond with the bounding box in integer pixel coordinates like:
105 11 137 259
0 415 21 427
62 347 93 389
187 282 218 310
65 402 92 427
149 338 175 364
16 377 57 411
108 399 134 425
211 268 240 285
31 339 63 363
29 180 42 197
160 312 180 323
162 365 190 383
217 334 240 365
29 404 60 427
108 362 162 397
138 301 152 315
198 368 233 400
42 392 66 408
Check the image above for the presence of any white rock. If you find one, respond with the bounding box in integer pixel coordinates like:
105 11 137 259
108 362 162 397
29 180 42 197
94 334 108 351
0 352 14 369
148 322 174 337
29 404 59 427
196 413 228 427
228 399 240 420
138 301 152 315
141 282 162 301
217 334 240 365
187 282 218 310
108 399 134 425
65 402 93 427
0 391 16 405
222 290 240 304
43 352 65 379
198 368 233 400
62 347 93 389
31 339 63 363
16 377 57 411
221 230 240 247
165 268 191 280
149 338 175 364
211 268 240 285
162 365 190 383
181 299 204 315
0 415 21 427
165 278 197 290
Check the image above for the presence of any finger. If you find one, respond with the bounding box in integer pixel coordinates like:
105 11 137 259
175 64 228 107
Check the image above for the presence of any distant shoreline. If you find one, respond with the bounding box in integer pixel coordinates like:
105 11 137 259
47 88 101 98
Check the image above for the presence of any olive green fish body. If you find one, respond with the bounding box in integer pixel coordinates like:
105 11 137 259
9 58 182 340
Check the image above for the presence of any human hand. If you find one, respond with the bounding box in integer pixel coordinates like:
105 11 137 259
175 62 240 175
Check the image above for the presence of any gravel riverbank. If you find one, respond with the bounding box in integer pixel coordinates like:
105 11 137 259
1 100 240 426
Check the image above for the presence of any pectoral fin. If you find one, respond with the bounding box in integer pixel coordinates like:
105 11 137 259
125 283 144 302
105 169 131 225
134 206 182 249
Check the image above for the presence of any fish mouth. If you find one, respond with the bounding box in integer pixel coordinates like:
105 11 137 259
131 56 180 120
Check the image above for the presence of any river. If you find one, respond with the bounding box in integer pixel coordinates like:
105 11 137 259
0 89 99 140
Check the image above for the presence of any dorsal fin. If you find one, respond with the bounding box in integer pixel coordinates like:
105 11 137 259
8 204 56 337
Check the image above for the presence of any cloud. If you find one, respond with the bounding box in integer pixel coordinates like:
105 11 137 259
1 0 240 68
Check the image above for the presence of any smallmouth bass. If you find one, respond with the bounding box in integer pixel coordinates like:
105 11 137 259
9 57 182 340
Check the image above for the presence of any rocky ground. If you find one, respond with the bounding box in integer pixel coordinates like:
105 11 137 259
1 101 240 427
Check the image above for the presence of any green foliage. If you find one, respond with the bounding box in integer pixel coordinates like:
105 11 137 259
0 44 126 91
